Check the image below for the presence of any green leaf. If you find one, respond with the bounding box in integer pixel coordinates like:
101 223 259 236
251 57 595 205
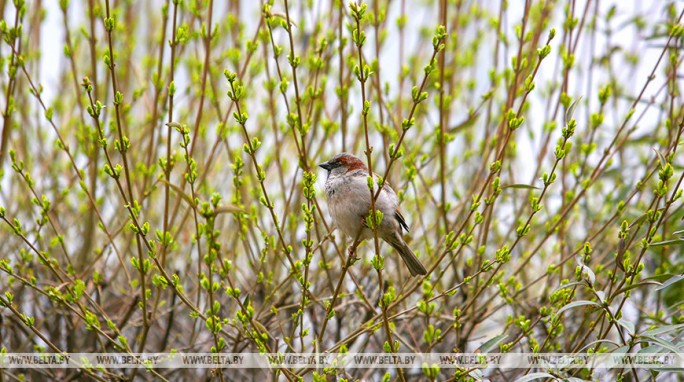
614 280 663 295
477 334 508 353
159 179 196 209
577 339 621 352
616 319 635 336
502 184 539 190
565 96 582 124
628 209 664 229
639 335 684 355
641 323 684 337
649 239 684 248
655 275 684 291
652 147 666 169
551 281 584 293
555 300 601 317
513 372 558 382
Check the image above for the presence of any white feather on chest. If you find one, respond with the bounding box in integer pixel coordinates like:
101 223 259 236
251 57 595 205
324 171 400 239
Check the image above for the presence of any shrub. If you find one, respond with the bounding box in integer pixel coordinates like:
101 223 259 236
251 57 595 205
0 0 682 380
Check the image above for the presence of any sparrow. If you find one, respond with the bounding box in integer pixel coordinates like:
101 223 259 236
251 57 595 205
319 153 428 276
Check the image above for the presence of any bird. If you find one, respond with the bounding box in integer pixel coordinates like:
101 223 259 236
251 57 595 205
318 153 428 276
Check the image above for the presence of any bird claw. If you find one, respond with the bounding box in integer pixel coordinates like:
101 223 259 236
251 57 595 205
346 247 360 265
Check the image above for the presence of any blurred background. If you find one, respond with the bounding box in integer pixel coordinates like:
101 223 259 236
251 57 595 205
0 0 682 380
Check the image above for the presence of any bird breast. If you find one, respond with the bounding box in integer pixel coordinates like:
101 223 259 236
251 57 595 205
325 172 399 239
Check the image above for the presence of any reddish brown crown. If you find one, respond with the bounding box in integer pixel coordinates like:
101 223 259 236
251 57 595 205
336 153 368 172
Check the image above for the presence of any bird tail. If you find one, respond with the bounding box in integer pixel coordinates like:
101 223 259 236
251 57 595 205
386 234 427 276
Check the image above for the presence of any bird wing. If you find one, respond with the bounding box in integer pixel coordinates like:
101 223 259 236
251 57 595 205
395 210 409 232
374 177 408 232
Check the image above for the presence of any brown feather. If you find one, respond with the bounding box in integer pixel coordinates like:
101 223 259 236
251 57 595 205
395 210 409 232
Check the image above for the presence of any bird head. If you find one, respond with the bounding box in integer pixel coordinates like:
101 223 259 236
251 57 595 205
319 153 367 177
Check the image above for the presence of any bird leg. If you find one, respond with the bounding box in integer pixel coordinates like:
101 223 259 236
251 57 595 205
346 245 359 266
343 226 367 270
344 236 363 269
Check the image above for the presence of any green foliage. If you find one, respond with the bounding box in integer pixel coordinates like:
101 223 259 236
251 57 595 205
0 0 682 381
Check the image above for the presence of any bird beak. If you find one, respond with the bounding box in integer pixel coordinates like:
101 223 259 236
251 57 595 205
319 161 332 171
